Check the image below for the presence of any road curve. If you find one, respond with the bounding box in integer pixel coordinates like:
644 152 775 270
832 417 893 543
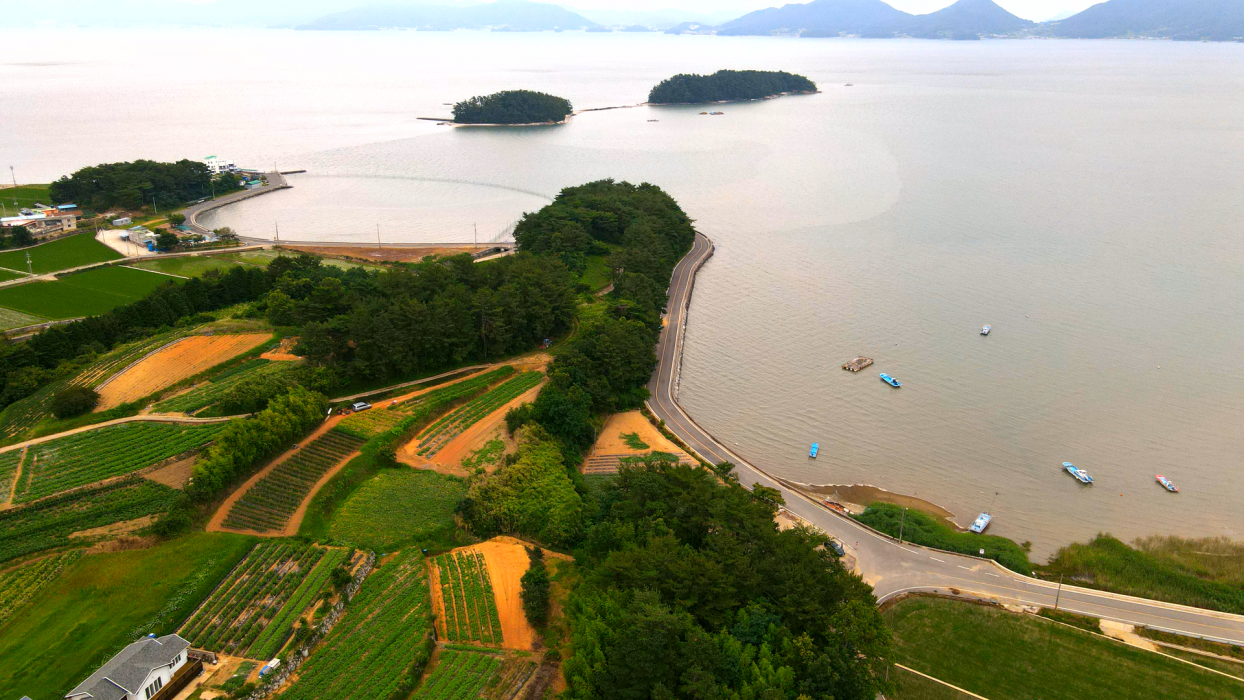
647 232 1244 646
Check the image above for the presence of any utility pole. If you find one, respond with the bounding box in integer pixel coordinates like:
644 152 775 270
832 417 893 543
376 223 381 249
26 251 33 275
1054 574 1064 611
275 222 280 242
898 507 907 544
474 222 478 249
9 166 16 189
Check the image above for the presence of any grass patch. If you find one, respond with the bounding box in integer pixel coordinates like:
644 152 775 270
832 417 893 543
1037 607 1101 634
0 233 121 274
0 184 51 210
580 255 611 292
1159 648 1244 681
0 307 45 330
854 502 1032 574
885 596 1244 700
1136 627 1244 662
132 251 276 278
329 469 466 552
0 265 175 319
0 269 24 283
620 431 649 450
1039 534 1244 615
890 665 973 700
0 532 255 700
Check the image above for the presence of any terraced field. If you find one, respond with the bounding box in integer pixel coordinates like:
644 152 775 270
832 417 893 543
328 470 465 552
153 359 295 415
434 550 503 645
0 477 179 564
221 429 364 534
280 549 433 700
410 648 538 700
11 421 227 503
337 367 516 440
413 372 543 458
0 450 22 501
0 550 82 625
180 542 346 658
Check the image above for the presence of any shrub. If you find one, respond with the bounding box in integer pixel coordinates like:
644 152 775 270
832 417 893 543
50 385 100 418
520 547 550 627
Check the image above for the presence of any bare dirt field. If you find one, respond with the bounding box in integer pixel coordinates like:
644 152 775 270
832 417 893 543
260 336 302 361
143 455 196 489
97 333 272 410
587 411 693 461
427 381 545 472
471 536 569 651
282 245 488 263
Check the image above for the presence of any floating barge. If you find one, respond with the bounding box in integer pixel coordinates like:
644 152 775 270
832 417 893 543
842 357 874 372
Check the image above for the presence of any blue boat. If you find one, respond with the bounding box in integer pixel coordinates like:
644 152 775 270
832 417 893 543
981 325 991 336
880 373 901 387
969 512 992 533
809 443 819 458
1064 462 1094 484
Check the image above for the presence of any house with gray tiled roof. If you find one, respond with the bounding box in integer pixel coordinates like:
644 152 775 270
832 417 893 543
65 634 190 700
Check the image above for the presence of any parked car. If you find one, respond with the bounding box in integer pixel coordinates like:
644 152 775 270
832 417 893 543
351 401 372 412
827 538 846 557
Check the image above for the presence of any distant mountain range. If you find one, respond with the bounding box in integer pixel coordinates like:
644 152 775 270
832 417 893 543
297 0 596 31
1040 0 1244 41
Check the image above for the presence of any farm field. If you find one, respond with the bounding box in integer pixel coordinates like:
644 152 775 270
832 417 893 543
434 549 503 646
411 648 537 700
180 542 345 659
413 371 542 458
337 366 515 440
280 549 433 700
0 269 24 283
0 232 121 274
0 307 44 331
0 532 254 700
0 265 174 320
9 421 227 503
0 550 82 625
0 183 51 209
884 596 1244 700
153 358 295 415
0 449 21 502
0 476 180 565
329 469 465 552
221 429 364 534
97 332 272 409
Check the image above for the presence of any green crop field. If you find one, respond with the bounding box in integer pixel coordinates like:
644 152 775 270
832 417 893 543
0 269 24 283
222 429 365 534
0 449 21 497
12 421 227 503
0 184 51 210
884 596 1244 700
180 542 344 658
0 532 254 700
280 549 433 700
0 233 121 275
329 470 465 552
411 649 538 700
414 371 543 457
0 307 44 331
434 549 503 645
0 265 175 320
0 550 82 626
0 476 180 565
336 366 516 440
154 359 296 414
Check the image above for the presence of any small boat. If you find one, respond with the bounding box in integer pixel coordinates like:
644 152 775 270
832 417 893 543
981 325 991 335
1064 462 1094 484
809 443 819 458
880 373 901 387
969 512 992 533
1156 474 1179 492
709 111 725 115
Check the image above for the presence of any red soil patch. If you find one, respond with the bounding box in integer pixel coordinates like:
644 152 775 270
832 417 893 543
426 380 545 471
97 333 272 410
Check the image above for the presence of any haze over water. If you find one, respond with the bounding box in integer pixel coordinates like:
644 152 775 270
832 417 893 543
4 29 1243 555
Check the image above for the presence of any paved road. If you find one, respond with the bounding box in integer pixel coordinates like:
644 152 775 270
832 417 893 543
182 171 290 236
647 232 1244 646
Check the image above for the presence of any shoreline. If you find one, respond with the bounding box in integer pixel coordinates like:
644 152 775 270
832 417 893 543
776 478 959 524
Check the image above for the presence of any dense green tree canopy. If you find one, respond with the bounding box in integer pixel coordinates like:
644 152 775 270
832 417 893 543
47 159 212 210
648 70 817 104
453 90 573 124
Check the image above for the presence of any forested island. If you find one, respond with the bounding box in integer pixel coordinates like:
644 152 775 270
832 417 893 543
452 89 573 125
648 69 818 105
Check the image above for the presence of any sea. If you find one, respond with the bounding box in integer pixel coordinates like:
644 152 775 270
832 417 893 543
3 28 1243 556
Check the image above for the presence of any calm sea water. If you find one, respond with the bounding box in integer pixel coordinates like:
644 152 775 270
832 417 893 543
4 29 1243 555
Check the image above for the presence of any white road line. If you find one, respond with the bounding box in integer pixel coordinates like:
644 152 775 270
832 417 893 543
987 573 1000 578
959 565 972 570
930 557 945 563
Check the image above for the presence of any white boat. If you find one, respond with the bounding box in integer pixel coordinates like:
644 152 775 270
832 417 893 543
1064 462 1094 484
981 325 991 335
969 512 992 533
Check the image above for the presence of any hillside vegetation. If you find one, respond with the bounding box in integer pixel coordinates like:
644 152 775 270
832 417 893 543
648 69 817 104
453 90 573 125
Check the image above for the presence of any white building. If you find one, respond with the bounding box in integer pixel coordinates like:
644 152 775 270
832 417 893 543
202 156 237 175
65 634 192 700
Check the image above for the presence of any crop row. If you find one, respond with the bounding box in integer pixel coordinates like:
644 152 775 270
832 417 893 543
481 657 539 700
15 422 227 503
0 477 179 564
336 366 516 440
222 429 364 534
416 371 542 458
411 649 504 700
281 549 433 700
249 547 349 660
0 449 21 497
435 550 502 645
180 542 325 656
154 359 293 414
0 549 82 625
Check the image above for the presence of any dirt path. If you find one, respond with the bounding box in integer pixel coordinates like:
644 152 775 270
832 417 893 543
425 381 546 470
97 333 272 410
205 415 342 535
1 447 26 509
428 560 449 639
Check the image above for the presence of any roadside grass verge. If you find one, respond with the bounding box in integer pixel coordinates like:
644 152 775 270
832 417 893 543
328 469 465 552
0 232 121 274
884 596 1244 700
0 532 255 700
1039 534 1244 615
0 265 174 319
853 502 1032 574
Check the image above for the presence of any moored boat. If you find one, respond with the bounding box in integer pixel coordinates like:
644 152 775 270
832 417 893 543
969 512 992 533
981 325 991 335
1156 474 1179 492
809 443 819 458
1063 462 1094 484
880 373 901 387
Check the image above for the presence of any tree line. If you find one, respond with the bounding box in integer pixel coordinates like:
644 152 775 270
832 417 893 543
648 69 817 104
47 159 237 210
453 90 573 124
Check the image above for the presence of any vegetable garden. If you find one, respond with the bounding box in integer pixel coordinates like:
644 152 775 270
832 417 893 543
414 371 543 458
221 429 364 534
280 549 433 700
0 550 82 625
180 542 346 658
153 359 294 415
336 367 516 440
0 477 179 564
12 421 227 503
434 549 503 645
0 449 21 500
410 648 537 700
328 469 465 552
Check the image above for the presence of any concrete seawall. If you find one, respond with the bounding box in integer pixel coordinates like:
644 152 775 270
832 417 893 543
182 171 290 235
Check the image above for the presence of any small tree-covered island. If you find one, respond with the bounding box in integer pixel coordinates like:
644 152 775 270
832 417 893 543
452 89 574 125
648 69 818 105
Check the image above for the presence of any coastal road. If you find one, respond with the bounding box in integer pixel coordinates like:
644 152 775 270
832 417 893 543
182 171 290 236
647 232 1244 647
